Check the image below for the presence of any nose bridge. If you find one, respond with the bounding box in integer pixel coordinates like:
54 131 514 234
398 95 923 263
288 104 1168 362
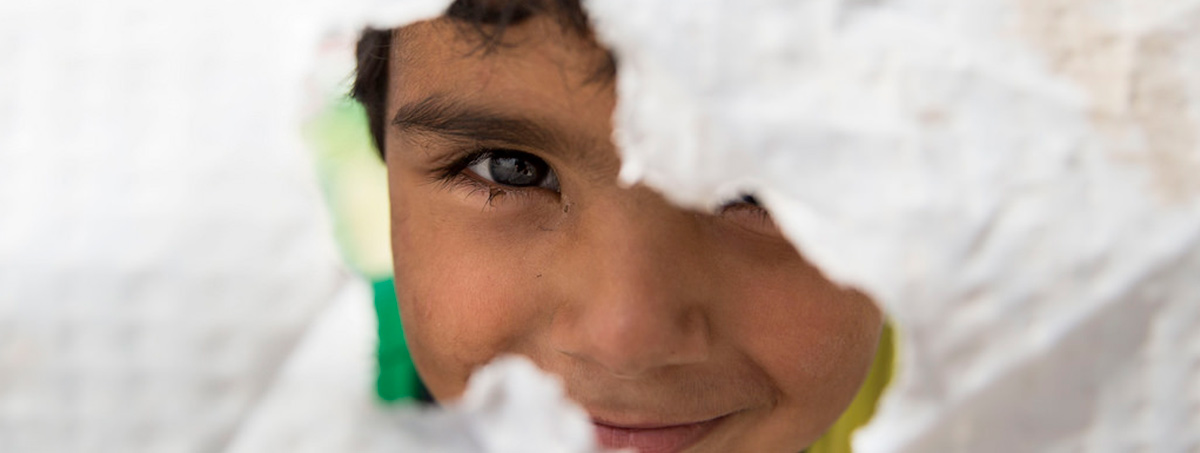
552 190 712 377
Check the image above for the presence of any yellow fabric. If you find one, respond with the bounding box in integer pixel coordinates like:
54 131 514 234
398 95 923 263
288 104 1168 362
807 323 895 453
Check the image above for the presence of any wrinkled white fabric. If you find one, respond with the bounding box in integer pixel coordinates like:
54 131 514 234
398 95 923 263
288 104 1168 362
583 0 1200 451
236 349 618 453
0 1 353 451
447 356 619 453
0 0 456 451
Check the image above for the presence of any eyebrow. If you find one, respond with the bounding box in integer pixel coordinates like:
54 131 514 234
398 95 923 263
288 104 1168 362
390 94 561 152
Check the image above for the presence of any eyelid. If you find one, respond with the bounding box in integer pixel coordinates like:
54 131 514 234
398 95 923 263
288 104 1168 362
716 193 762 212
719 200 768 216
440 148 561 192
715 195 780 236
428 147 490 183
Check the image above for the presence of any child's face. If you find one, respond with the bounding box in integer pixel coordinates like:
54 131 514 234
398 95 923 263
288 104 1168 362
385 17 883 453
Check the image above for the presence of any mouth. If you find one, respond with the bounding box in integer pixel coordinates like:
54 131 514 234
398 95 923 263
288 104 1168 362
590 414 729 453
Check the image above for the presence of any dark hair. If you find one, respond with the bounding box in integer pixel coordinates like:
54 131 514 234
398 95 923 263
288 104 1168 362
350 0 611 157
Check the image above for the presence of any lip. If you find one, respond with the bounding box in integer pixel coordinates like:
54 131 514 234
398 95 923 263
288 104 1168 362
591 414 728 453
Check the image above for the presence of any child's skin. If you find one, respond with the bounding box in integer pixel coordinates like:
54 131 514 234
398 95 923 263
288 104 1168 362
383 15 883 453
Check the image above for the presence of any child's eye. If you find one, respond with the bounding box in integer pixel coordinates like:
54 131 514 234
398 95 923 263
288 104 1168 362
466 150 560 191
719 194 780 236
735 195 760 207
721 194 763 211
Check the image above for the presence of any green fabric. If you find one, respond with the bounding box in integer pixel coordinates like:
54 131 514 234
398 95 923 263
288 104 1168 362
372 278 425 402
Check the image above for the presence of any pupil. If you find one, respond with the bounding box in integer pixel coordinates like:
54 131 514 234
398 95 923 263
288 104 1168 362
489 152 544 187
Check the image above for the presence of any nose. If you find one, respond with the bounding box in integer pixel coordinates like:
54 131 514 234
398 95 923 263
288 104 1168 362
551 191 712 378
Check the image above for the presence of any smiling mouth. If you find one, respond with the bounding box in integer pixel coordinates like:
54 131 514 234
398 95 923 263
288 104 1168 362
591 414 728 453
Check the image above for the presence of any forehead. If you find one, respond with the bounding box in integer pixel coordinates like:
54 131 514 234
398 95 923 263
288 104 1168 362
388 17 615 118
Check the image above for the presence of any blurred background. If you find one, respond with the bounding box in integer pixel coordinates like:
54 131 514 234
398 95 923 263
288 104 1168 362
0 1 426 451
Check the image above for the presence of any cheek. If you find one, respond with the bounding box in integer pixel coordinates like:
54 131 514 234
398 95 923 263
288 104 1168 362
388 184 547 400
742 284 880 381
713 239 882 379
718 258 883 441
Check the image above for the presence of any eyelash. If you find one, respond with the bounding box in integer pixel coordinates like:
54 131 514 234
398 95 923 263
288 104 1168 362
432 148 488 182
720 195 771 219
431 148 534 207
